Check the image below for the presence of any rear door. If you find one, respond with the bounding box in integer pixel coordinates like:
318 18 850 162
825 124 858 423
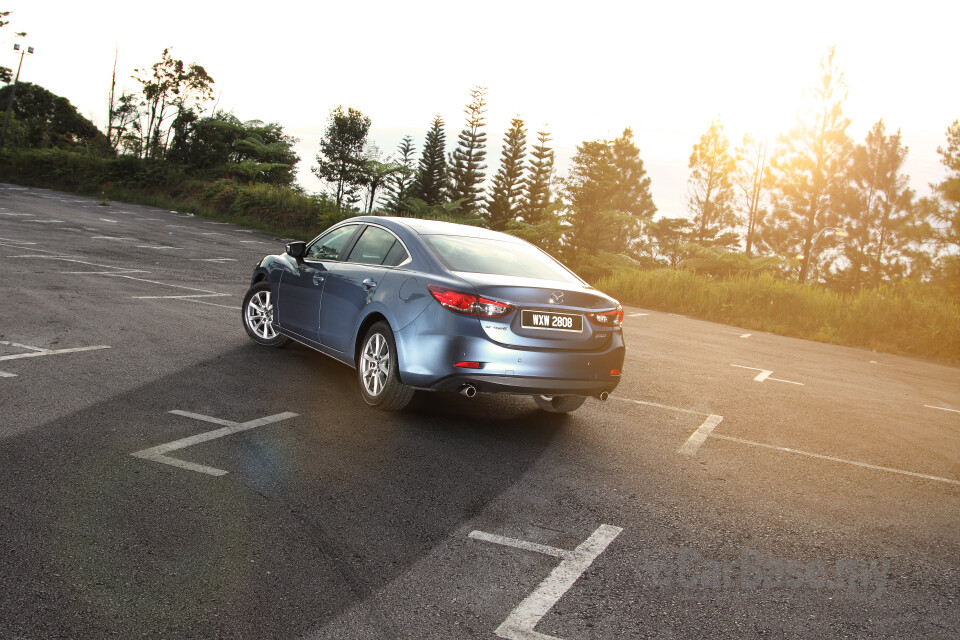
318 224 409 353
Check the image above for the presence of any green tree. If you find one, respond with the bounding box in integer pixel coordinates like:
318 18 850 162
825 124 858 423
131 48 214 159
931 120 960 248
521 129 555 224
448 86 488 216
767 47 854 283
409 115 449 206
0 82 110 153
647 217 695 268
486 117 527 230
167 111 300 186
313 106 371 209
360 145 405 213
838 120 921 288
687 119 738 247
564 128 656 257
735 133 769 257
383 135 417 215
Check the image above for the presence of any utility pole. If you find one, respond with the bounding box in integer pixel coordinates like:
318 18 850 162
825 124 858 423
0 43 34 152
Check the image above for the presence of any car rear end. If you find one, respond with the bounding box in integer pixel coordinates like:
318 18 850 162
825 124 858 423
393 228 626 398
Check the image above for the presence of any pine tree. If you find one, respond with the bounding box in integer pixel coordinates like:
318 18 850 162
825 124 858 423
383 135 417 215
564 128 656 257
486 117 527 230
735 133 769 257
686 120 738 247
767 47 853 283
932 120 960 248
522 130 555 224
409 115 449 206
448 86 488 215
840 120 920 288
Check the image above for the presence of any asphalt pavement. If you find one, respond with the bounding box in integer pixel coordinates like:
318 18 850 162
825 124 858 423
1 183 958 639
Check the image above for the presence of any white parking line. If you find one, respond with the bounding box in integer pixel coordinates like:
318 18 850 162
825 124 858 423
0 237 36 244
724 331 752 338
731 364 804 386
0 341 111 378
612 396 711 417
710 433 960 487
471 525 623 640
131 410 299 476
925 405 960 414
678 414 724 455
137 245 183 250
628 312 649 317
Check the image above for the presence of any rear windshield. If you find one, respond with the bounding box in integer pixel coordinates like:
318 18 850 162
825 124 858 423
425 235 581 283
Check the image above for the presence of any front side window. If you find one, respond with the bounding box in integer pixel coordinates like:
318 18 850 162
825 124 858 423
347 226 406 266
306 225 357 261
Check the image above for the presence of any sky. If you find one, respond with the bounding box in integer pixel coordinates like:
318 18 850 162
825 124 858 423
3 0 957 219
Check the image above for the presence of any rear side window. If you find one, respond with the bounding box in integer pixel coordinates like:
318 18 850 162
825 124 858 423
346 226 406 266
383 241 409 267
425 235 580 283
307 225 357 261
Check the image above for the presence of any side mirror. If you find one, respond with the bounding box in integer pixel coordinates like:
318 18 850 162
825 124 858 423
286 241 306 261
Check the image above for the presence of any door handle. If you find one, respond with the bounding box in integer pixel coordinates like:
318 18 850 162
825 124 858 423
362 278 377 290
313 274 325 285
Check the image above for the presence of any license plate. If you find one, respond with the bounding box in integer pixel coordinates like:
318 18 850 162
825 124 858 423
521 310 583 332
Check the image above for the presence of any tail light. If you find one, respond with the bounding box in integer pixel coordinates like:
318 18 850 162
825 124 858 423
428 284 514 318
588 305 623 327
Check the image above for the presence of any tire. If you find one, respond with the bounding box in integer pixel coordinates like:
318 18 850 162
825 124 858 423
242 281 289 347
357 321 414 410
533 394 586 413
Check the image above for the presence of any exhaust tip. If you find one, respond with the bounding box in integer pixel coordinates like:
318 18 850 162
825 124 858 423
459 384 477 398
599 391 610 401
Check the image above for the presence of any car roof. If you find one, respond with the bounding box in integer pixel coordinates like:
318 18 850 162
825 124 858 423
351 216 522 242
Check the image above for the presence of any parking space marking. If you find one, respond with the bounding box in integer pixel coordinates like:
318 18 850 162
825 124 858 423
678 414 724 455
724 331 752 338
731 364 804 385
612 395 712 417
471 525 623 640
137 245 183 250
0 237 36 244
131 410 299 476
0 212 33 216
0 341 111 377
710 433 960 486
90 235 138 241
239 240 270 244
925 405 960 415
190 257 237 263
627 312 649 317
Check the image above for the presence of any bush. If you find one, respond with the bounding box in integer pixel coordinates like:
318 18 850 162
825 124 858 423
595 269 960 363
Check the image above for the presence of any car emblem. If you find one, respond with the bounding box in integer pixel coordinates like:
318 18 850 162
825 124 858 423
549 291 564 304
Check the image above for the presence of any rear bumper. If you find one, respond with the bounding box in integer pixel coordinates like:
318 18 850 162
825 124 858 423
426 373 621 397
394 307 626 397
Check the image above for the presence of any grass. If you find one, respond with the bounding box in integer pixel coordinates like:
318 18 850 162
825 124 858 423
595 269 960 364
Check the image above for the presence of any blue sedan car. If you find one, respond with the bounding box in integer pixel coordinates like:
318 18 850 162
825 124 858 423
242 216 625 412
